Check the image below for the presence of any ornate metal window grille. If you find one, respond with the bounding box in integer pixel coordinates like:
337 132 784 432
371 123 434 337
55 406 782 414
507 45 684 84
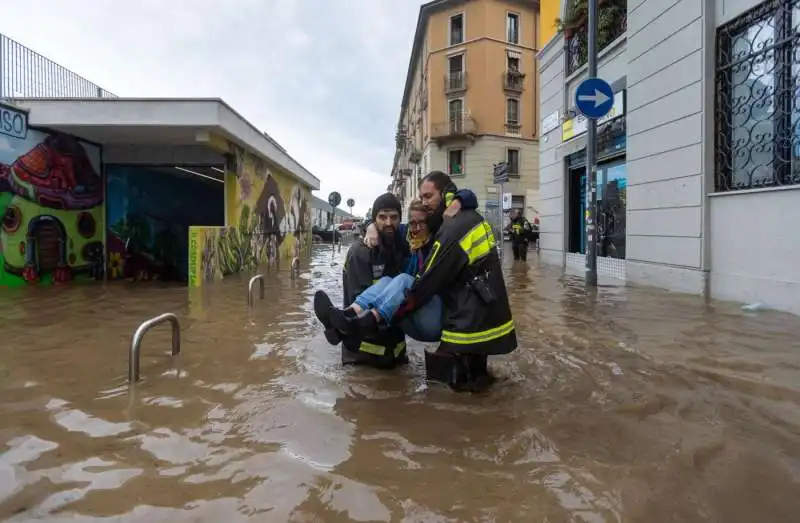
715 0 800 191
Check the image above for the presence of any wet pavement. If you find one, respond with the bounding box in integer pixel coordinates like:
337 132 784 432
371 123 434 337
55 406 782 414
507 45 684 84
1 243 800 522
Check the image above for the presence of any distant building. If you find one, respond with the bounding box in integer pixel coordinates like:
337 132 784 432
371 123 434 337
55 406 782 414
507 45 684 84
389 0 541 225
311 195 357 228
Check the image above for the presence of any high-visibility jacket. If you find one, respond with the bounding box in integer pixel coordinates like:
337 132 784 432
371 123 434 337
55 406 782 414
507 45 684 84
395 209 517 355
341 241 408 367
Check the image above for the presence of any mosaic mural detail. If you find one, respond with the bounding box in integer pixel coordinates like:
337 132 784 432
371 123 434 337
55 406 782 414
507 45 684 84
0 131 104 286
188 143 311 286
105 165 223 282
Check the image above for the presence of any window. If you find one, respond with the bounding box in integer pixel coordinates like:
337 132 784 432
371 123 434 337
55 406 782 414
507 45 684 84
507 55 520 72
448 149 464 175
447 54 465 90
715 0 800 191
507 148 520 175
450 14 464 45
506 98 519 124
506 13 519 44
449 99 463 133
505 98 520 134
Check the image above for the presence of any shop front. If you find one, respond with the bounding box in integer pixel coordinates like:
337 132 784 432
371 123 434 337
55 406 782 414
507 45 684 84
562 90 627 262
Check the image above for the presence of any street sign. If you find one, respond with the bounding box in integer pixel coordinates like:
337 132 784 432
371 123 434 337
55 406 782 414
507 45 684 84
0 102 28 140
346 198 355 208
328 191 341 207
574 77 614 119
493 162 509 184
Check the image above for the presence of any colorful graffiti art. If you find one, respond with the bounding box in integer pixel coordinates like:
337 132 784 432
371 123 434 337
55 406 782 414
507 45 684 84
0 131 104 286
221 148 310 269
105 166 224 282
188 226 223 287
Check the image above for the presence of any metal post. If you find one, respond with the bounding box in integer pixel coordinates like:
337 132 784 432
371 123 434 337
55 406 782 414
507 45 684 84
498 183 504 262
129 313 181 382
585 0 599 286
248 274 265 306
331 205 336 259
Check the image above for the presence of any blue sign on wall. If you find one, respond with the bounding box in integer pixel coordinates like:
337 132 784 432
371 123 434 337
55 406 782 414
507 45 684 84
0 102 28 140
574 78 614 120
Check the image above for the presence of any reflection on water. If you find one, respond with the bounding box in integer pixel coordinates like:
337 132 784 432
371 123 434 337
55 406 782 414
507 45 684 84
1 244 800 522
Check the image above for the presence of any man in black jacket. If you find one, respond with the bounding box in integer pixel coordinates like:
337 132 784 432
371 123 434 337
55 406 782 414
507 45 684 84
314 193 411 368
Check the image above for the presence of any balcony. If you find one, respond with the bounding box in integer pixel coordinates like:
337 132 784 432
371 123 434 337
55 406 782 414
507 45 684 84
505 122 521 135
444 71 467 93
431 114 477 145
395 127 407 149
398 168 412 177
559 0 627 76
503 71 525 92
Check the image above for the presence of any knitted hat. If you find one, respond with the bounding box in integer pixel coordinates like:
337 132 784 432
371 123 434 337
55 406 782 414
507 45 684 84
371 193 402 220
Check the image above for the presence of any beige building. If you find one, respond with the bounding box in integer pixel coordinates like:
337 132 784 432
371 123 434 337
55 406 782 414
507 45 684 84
390 0 540 224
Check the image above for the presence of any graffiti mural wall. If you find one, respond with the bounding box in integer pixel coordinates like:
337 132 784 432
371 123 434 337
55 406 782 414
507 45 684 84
106 166 224 282
0 130 104 286
188 144 312 286
188 226 223 287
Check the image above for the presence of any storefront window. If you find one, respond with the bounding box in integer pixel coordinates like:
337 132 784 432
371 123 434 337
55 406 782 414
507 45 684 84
567 152 627 258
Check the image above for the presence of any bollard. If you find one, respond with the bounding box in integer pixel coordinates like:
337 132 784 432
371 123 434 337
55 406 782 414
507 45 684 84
248 274 265 306
129 313 181 382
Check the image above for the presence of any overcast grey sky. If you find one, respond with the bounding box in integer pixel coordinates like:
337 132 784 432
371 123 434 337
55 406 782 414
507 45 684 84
2 0 421 216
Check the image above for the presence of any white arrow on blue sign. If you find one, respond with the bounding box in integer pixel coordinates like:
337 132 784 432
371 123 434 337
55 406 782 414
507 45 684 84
574 77 614 119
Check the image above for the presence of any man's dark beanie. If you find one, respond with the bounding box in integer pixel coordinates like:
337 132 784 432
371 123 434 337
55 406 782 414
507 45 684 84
371 193 402 220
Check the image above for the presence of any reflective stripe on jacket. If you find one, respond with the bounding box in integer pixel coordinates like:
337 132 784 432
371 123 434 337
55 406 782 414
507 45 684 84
398 209 517 356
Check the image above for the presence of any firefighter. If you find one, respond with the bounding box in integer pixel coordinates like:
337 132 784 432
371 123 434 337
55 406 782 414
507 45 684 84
505 209 532 261
314 185 479 368
393 171 518 391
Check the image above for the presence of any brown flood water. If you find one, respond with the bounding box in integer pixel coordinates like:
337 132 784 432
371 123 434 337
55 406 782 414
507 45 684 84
1 243 800 522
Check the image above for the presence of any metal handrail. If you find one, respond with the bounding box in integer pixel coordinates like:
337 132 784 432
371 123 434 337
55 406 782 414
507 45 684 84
248 274 265 305
129 313 181 382
290 257 300 279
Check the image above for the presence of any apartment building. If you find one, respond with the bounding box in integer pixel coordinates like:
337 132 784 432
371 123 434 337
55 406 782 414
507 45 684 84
537 0 799 315
390 0 541 227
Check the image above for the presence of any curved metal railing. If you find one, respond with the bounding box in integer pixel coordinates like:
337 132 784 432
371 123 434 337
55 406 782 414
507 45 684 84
129 313 181 382
248 274 265 305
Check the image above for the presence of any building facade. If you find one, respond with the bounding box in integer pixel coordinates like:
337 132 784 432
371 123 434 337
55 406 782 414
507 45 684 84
310 195 357 229
390 0 541 227
538 0 800 315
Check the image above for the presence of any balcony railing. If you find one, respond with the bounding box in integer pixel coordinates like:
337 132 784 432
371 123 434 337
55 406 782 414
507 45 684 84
503 71 525 92
562 0 627 76
0 33 116 98
444 71 467 93
505 122 521 135
431 113 477 140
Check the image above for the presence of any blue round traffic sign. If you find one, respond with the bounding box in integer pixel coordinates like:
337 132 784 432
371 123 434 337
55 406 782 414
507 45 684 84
574 77 614 119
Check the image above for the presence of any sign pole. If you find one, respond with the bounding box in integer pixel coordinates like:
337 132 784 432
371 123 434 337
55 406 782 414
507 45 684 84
585 0 599 286
327 191 342 259
492 162 509 264
498 182 504 262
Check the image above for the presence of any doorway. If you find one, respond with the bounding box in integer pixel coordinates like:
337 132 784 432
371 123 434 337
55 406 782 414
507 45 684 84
567 157 627 259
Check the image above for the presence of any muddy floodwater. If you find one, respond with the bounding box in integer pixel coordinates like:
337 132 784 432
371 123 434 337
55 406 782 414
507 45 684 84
1 243 800 522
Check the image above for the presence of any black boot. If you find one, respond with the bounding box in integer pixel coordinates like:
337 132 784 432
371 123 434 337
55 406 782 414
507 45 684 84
330 308 378 336
313 290 340 345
